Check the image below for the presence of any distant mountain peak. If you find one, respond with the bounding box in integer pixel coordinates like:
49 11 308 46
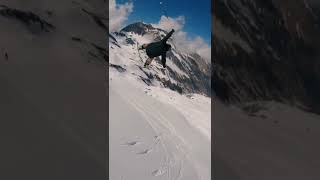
121 22 168 36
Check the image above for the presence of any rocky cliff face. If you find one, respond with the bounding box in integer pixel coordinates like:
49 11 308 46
213 0 320 112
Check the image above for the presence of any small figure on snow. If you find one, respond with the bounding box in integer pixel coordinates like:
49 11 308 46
138 29 174 68
4 52 8 61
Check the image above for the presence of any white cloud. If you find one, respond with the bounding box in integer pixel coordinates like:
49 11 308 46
108 1 211 62
152 16 185 31
109 0 133 32
153 16 211 62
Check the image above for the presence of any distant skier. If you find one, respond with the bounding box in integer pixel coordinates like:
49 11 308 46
138 29 175 68
4 52 8 61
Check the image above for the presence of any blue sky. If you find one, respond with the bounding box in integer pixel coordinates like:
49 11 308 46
119 0 211 44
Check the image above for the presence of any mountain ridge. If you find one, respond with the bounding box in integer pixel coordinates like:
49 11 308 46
109 22 212 97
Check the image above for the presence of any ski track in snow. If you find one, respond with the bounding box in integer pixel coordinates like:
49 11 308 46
109 32 211 180
121 86 186 180
110 82 185 180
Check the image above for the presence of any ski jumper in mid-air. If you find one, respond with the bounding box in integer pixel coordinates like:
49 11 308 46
138 29 175 68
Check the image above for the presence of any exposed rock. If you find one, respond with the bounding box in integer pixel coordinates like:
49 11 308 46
213 0 320 113
0 5 55 33
109 63 126 73
82 8 107 32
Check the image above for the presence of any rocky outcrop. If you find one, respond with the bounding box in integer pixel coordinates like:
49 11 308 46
0 5 55 33
213 0 320 113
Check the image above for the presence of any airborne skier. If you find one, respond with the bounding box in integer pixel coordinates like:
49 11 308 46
138 29 175 68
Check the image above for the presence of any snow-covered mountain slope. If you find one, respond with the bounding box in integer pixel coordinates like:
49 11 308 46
0 1 107 179
213 0 320 113
213 100 320 180
109 23 211 180
213 1 320 179
110 22 211 97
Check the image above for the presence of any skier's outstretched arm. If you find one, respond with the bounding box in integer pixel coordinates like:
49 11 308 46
161 53 166 68
161 29 175 42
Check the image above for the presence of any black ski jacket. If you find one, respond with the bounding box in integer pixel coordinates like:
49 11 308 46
146 29 174 65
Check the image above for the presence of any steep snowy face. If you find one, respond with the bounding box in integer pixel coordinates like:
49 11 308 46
109 22 211 96
121 22 167 38
213 0 320 112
